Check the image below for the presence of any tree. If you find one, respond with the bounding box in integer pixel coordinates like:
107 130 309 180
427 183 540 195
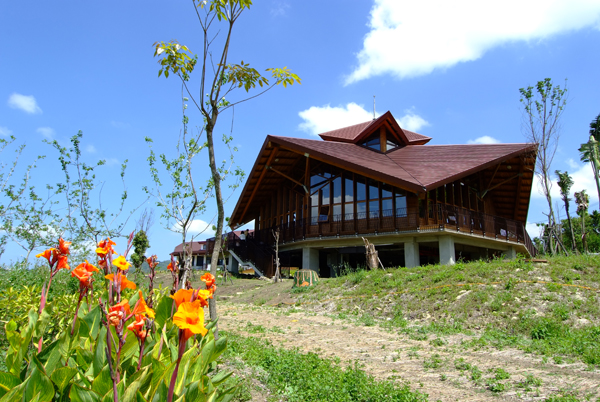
555 170 576 253
519 78 567 255
130 230 150 282
575 190 589 253
153 0 300 334
579 112 600 203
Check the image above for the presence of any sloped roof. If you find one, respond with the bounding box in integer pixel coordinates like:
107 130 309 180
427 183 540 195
171 241 207 256
274 136 535 190
317 111 431 145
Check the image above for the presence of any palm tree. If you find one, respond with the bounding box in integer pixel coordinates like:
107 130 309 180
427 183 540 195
556 170 576 252
575 190 590 253
579 113 600 203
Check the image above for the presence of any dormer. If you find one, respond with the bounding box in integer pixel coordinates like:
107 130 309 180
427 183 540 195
317 111 431 152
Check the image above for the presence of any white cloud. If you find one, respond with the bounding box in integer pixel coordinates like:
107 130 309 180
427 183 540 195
298 103 377 136
467 136 501 145
531 161 599 212
172 219 216 239
105 158 120 166
7 93 42 114
566 158 579 169
270 1 290 17
0 126 12 137
298 103 429 136
86 145 97 154
346 0 600 84
37 127 55 139
526 221 543 239
397 109 430 132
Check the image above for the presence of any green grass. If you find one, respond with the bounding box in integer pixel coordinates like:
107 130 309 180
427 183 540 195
293 254 600 366
222 331 428 402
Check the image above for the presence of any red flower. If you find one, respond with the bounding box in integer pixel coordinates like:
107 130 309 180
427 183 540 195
58 238 71 255
56 254 69 271
107 300 131 326
96 238 116 256
127 315 147 341
36 248 57 265
200 272 215 288
71 265 93 287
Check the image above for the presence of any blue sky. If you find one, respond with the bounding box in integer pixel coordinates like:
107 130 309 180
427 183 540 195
2 0 600 262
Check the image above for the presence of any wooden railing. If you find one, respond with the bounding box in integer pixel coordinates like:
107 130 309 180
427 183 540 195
251 205 536 257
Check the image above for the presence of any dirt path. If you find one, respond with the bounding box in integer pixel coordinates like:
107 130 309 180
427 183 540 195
218 302 600 402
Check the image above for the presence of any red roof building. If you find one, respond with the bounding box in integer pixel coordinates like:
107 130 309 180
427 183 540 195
227 111 537 278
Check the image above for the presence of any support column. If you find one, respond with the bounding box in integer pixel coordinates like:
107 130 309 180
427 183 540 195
404 238 420 268
302 247 319 273
503 246 517 260
439 236 456 265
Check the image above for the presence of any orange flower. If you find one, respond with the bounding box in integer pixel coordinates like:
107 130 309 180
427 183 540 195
56 254 69 271
105 272 137 290
96 238 116 256
107 300 131 326
146 255 158 269
113 255 131 271
36 248 57 264
173 300 207 340
196 289 212 307
77 260 99 273
71 265 93 287
170 288 195 308
167 261 178 272
58 238 71 255
200 272 215 288
127 315 147 341
132 291 155 319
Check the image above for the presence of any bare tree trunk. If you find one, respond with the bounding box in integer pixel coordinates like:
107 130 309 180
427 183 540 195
272 228 281 282
206 117 223 339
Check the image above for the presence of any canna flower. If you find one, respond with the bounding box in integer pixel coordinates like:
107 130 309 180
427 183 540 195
113 255 131 271
77 260 99 274
167 261 178 272
170 288 195 308
58 238 71 255
127 315 147 341
132 291 155 319
200 272 216 288
106 272 137 290
107 300 131 326
36 248 57 265
56 254 70 271
146 255 158 269
195 289 211 307
96 238 116 256
172 300 208 340
71 265 93 287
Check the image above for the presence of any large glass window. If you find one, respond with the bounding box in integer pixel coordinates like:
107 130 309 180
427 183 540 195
360 134 381 151
356 176 366 201
344 178 354 202
395 190 407 217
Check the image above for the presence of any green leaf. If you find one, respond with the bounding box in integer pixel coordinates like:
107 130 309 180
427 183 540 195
70 384 101 402
92 327 107 377
154 295 173 329
91 365 112 397
210 370 232 386
0 372 21 399
51 367 78 393
0 381 25 402
24 367 54 402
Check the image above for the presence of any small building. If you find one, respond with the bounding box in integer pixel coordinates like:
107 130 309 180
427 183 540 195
226 111 537 278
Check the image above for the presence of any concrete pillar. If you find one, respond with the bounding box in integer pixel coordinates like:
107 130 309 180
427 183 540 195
404 239 420 268
302 247 319 272
230 257 239 274
439 236 456 265
503 246 517 260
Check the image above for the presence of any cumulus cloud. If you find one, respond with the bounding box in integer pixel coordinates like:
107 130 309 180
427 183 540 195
298 103 429 136
298 103 377 136
346 0 600 84
526 221 543 238
37 127 55 139
0 126 12 137
7 93 42 114
531 161 599 211
467 136 501 145
172 219 216 239
86 145 97 154
397 109 430 132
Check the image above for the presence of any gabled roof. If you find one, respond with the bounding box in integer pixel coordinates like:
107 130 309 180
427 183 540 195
171 241 207 256
272 136 535 191
318 111 431 145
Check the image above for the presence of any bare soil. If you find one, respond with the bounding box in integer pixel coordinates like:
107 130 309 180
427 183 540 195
213 278 600 402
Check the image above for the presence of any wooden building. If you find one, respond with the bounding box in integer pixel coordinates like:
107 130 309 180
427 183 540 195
227 111 537 278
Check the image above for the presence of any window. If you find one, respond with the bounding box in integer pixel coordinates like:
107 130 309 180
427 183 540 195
361 135 381 151
196 256 204 267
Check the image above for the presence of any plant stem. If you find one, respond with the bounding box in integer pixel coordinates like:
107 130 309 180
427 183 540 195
167 330 186 402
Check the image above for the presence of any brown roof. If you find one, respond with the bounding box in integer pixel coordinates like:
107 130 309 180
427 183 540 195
317 111 431 145
171 241 207 256
274 136 535 190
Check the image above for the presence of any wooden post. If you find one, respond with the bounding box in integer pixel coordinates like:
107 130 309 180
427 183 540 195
362 237 378 270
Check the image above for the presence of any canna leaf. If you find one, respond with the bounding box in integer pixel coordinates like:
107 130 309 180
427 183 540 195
51 366 78 393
